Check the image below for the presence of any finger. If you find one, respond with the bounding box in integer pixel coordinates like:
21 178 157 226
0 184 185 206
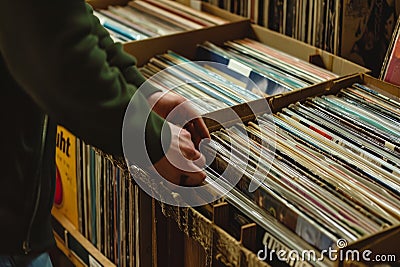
193 117 211 139
185 122 201 147
181 146 201 161
179 175 189 186
174 157 204 186
181 168 206 186
177 100 210 139
179 129 202 160
193 153 206 169
151 157 182 186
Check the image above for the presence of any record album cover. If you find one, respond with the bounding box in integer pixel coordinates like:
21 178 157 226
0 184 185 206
53 126 79 228
341 0 399 76
381 15 400 85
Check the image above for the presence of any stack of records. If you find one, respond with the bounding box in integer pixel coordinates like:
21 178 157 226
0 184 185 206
93 0 228 42
196 39 338 92
203 82 400 266
140 50 263 114
140 38 337 114
76 140 138 267
203 0 341 54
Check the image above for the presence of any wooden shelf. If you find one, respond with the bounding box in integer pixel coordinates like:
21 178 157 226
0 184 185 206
52 209 116 267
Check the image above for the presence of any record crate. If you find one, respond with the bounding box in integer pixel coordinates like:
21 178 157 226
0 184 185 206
153 73 400 267
122 20 369 79
153 198 269 267
194 73 400 267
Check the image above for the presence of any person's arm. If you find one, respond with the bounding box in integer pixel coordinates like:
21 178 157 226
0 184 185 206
86 4 159 98
0 0 167 166
86 4 210 153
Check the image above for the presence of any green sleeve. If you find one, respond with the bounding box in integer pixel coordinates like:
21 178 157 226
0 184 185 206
0 0 170 166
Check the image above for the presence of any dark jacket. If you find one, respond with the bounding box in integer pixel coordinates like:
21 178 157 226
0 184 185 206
0 0 170 254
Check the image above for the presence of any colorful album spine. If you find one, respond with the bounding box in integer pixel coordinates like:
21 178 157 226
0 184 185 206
90 147 97 246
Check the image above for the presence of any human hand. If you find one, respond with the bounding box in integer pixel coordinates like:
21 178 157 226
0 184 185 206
147 91 210 147
152 122 206 186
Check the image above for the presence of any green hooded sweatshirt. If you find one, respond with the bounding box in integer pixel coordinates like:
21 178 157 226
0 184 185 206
0 0 170 254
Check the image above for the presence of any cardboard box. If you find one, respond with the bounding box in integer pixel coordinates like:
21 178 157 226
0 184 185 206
123 20 369 78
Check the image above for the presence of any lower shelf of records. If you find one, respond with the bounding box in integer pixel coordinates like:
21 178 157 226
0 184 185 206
55 73 400 267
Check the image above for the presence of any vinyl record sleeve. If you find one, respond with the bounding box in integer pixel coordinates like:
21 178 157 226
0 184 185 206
111 5 183 36
196 42 296 94
98 9 156 37
129 0 204 30
54 126 80 228
157 0 228 25
341 0 397 76
382 15 400 86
